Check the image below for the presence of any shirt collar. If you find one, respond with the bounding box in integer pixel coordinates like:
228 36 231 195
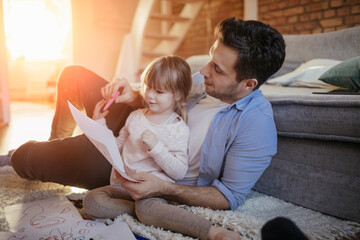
225 89 262 111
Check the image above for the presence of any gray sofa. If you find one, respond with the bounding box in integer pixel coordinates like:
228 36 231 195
186 26 360 223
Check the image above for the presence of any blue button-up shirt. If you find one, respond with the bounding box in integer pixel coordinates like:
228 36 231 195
195 87 277 210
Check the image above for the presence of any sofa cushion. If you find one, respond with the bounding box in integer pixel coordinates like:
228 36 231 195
319 56 360 92
186 55 210 74
267 59 341 88
266 94 360 143
282 27 360 65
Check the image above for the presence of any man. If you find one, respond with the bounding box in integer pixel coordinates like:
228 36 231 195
11 17 285 239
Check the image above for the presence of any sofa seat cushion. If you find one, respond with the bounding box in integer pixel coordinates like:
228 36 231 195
265 94 360 143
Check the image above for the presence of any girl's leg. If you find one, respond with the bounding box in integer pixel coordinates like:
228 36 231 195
135 198 212 240
83 183 135 219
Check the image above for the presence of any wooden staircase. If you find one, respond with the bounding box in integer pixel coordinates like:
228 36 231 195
113 0 204 83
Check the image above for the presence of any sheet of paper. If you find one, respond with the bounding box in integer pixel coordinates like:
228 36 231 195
0 221 136 240
4 196 82 233
0 220 106 240
88 221 136 240
4 196 136 240
67 101 137 182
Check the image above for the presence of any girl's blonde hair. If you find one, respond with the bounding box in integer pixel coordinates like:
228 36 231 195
140 55 192 122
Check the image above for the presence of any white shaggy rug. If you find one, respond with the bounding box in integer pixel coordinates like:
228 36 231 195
1 165 359 240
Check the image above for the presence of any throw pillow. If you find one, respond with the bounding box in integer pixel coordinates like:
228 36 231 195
319 56 360 92
267 59 341 88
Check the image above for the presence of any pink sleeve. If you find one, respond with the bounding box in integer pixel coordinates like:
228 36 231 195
147 124 189 180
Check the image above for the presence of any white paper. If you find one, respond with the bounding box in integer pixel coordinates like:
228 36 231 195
0 220 106 240
88 222 136 240
4 196 136 240
67 101 137 182
5 196 82 233
0 221 136 240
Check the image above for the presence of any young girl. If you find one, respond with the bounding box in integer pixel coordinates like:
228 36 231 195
84 56 215 239
94 55 191 186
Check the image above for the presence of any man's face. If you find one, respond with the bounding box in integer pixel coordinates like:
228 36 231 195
200 40 248 104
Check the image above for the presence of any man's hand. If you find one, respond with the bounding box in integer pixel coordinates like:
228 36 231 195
141 130 158 151
116 171 230 210
101 78 138 105
115 171 170 200
92 99 109 120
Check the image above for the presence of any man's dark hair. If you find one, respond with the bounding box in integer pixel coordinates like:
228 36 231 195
215 17 285 89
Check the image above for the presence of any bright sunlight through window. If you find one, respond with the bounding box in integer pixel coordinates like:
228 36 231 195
3 0 72 61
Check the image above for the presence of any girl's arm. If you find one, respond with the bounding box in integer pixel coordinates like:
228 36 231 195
93 98 130 151
146 125 190 180
92 99 109 120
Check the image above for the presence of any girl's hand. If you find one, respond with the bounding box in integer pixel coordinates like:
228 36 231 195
92 99 109 120
101 77 136 104
141 130 158 151
124 165 136 174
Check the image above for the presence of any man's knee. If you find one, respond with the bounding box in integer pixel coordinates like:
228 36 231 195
57 65 86 90
11 140 38 180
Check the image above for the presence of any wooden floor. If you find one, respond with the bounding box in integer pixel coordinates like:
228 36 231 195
0 101 55 155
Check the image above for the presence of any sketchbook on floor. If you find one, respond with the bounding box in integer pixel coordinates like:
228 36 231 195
67 101 137 182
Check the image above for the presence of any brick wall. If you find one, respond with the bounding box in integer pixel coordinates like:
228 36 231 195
259 0 360 34
174 0 244 59
175 0 360 59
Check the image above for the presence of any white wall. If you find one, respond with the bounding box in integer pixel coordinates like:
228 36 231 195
0 0 10 123
71 0 138 81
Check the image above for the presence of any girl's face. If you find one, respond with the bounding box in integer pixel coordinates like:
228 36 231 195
144 85 177 115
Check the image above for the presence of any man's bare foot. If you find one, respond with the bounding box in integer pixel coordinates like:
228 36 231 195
208 226 241 240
